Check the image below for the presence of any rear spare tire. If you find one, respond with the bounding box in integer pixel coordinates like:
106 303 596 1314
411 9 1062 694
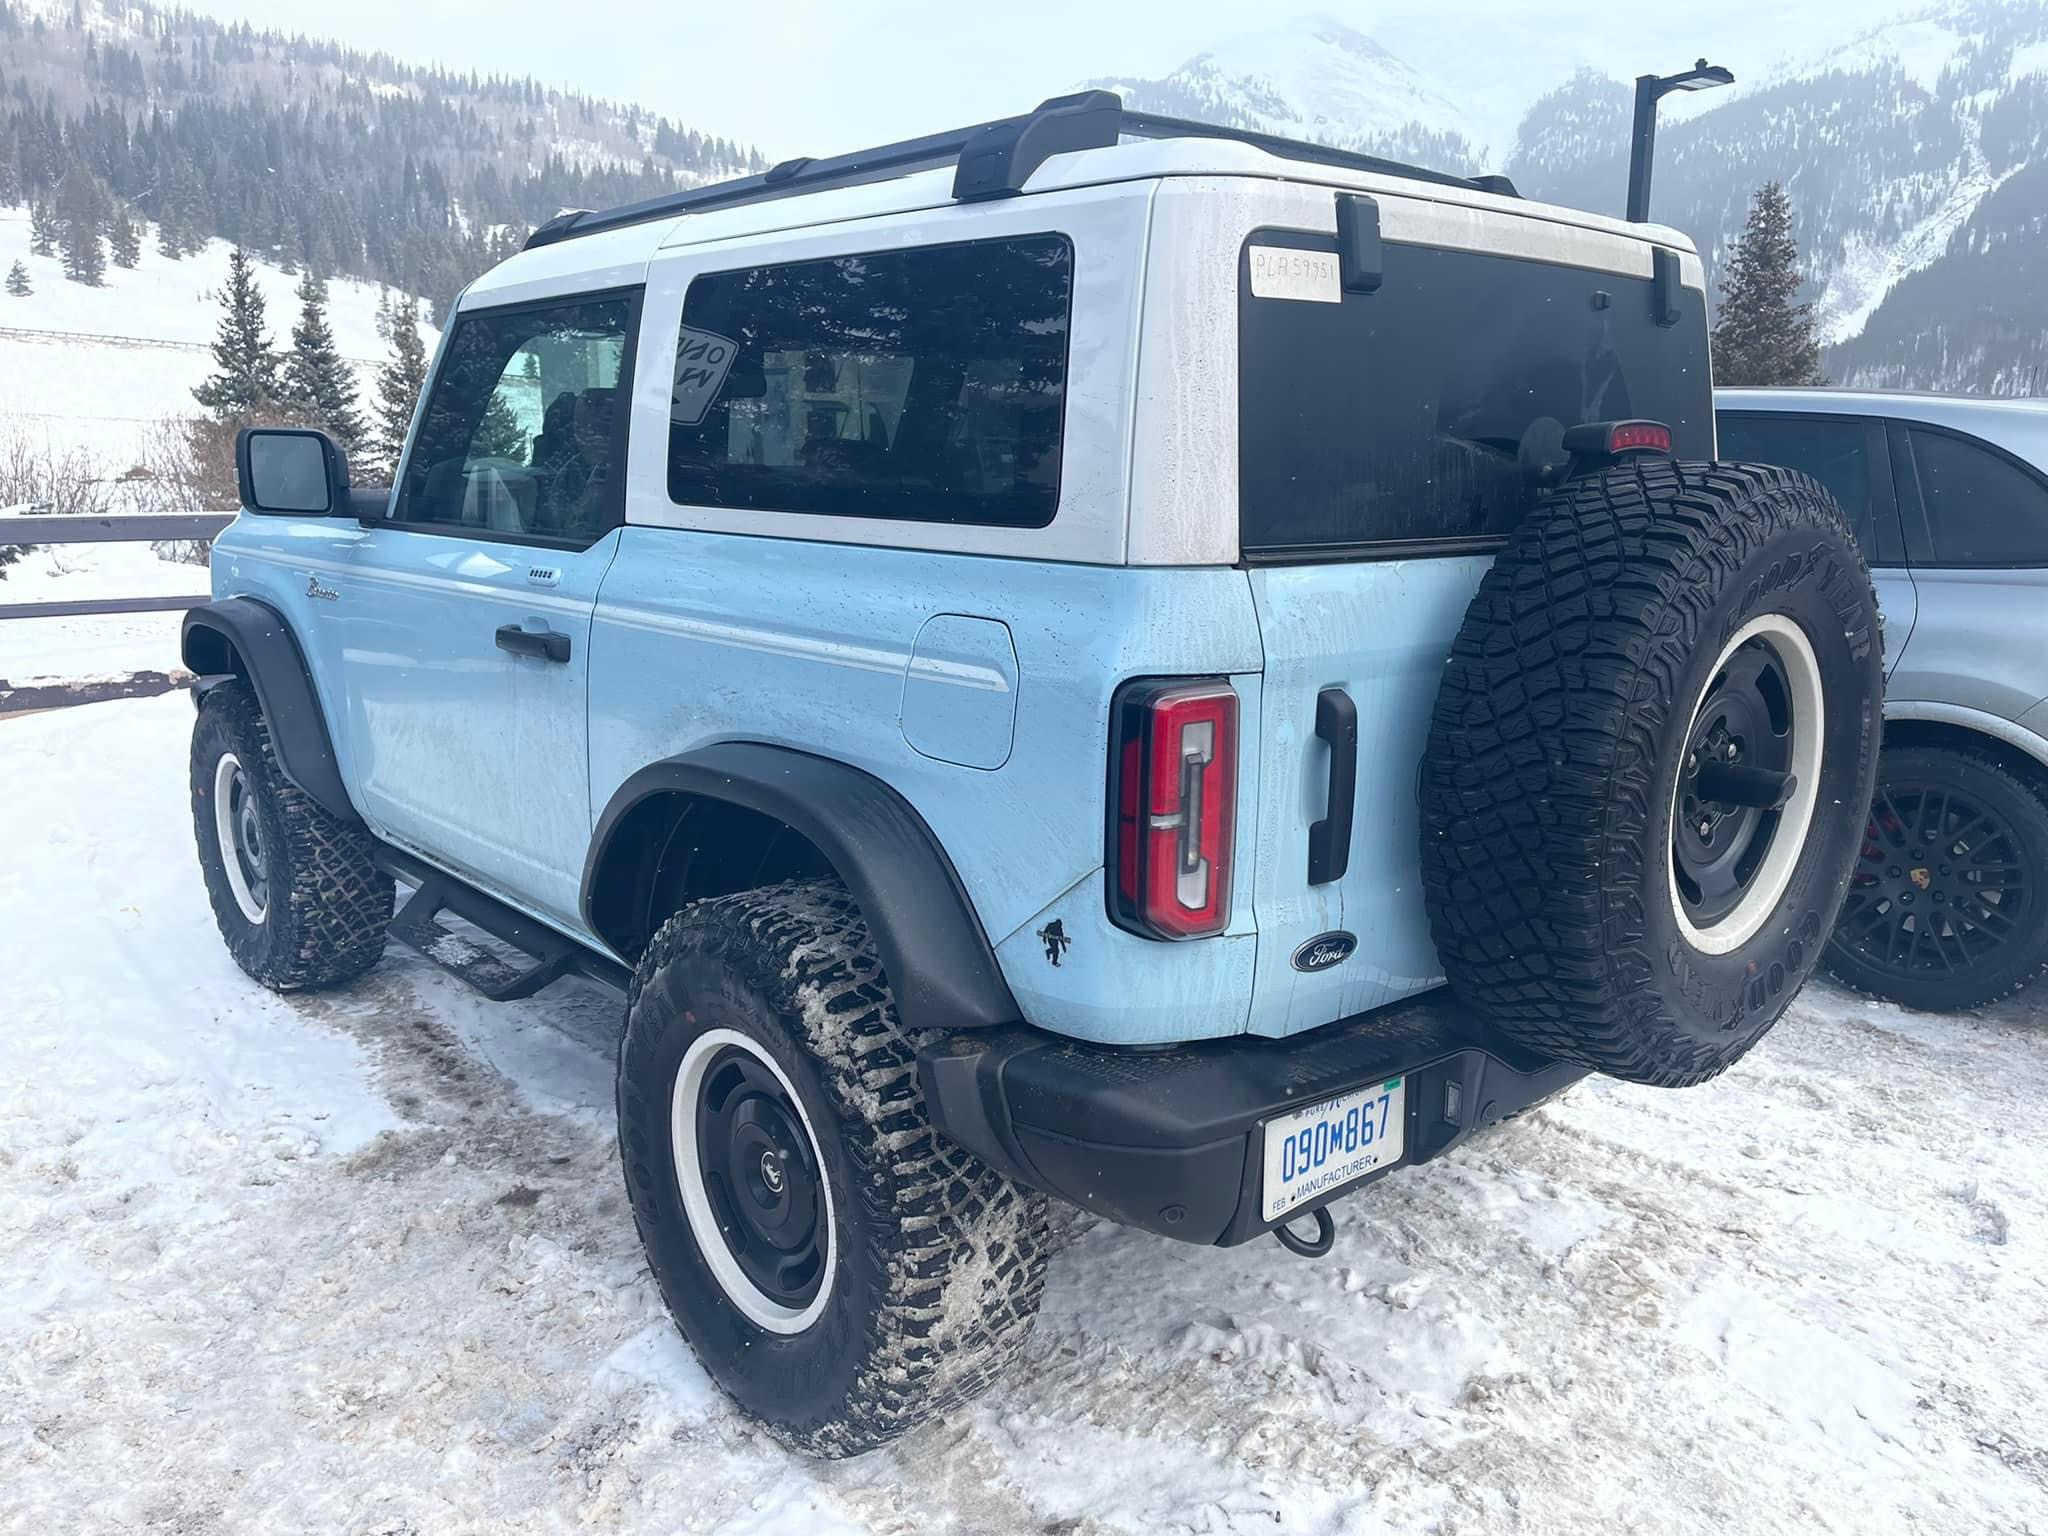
1420 460 1883 1086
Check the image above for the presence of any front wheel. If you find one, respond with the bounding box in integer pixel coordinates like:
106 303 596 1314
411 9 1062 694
1826 745 2048 1011
190 680 391 990
617 881 1049 1457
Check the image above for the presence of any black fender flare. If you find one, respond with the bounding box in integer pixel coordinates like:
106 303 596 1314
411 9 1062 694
181 597 360 825
583 744 1020 1032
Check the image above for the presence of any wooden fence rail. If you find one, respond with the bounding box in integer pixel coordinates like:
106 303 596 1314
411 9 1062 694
0 512 233 620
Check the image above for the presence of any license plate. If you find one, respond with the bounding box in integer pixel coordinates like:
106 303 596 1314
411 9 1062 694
1260 1078 1406 1223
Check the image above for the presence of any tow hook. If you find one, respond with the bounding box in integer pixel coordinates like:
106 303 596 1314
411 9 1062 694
1271 1206 1335 1258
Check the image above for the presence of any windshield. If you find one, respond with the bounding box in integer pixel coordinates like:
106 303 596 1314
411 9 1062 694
1238 228 1713 558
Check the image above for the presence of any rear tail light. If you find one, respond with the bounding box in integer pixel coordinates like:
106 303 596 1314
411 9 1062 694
1109 679 1238 940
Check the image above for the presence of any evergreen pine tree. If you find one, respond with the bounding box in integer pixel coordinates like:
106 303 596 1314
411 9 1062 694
56 168 105 286
108 206 140 269
370 297 429 479
28 199 56 255
280 269 366 453
471 389 527 462
6 260 30 297
193 247 282 417
1711 182 1827 387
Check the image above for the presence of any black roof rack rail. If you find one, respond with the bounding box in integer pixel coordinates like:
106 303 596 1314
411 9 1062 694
1116 111 1504 197
522 90 1512 253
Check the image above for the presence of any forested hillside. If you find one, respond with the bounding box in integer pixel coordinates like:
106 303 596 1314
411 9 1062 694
4 0 2046 397
0 0 760 319
1505 2 2048 388
1827 156 2048 393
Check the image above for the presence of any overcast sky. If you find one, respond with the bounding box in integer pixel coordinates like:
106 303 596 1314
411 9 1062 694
170 1 1909 160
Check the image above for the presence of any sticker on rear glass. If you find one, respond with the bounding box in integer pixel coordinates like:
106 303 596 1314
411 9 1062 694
671 326 739 425
1248 245 1341 303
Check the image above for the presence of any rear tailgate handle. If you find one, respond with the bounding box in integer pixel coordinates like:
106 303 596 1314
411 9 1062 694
1307 687 1358 885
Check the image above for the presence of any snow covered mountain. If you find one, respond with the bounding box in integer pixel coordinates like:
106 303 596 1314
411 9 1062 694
1095 0 2048 392
1088 16 1484 171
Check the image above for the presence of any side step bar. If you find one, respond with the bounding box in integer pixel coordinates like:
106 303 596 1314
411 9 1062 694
374 845 631 1001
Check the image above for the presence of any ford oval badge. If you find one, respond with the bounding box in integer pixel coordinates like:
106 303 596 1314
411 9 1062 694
1291 931 1357 973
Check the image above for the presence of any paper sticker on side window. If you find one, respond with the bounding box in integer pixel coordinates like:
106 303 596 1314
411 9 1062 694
1248 245 1340 304
671 326 739 425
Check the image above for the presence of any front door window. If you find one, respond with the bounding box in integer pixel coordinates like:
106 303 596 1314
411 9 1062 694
393 294 635 544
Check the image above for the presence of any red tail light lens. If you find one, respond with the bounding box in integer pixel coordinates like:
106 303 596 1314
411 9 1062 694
1608 420 1673 454
1110 679 1238 940
1561 419 1674 460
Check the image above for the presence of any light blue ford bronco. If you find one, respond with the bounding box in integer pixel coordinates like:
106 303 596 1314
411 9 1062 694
184 94 1884 1454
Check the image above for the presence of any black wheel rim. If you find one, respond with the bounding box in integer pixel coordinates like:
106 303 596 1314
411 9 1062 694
691 1046 827 1310
1833 782 2033 980
1673 639 1800 929
228 766 269 914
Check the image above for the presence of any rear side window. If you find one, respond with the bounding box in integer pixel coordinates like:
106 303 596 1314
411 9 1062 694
393 292 636 544
1716 412 1889 563
667 235 1073 528
1238 230 1713 558
1908 427 2048 567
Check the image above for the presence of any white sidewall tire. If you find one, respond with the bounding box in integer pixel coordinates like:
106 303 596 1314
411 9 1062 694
670 1026 836 1335
1668 612 1826 956
213 750 267 925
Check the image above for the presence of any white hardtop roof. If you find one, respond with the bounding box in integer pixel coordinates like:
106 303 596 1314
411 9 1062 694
466 134 1697 305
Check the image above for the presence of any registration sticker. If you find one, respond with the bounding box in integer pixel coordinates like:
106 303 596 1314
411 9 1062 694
1247 244 1341 303
1261 1077 1405 1222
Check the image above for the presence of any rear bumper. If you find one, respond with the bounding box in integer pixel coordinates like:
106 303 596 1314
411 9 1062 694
918 995 1587 1247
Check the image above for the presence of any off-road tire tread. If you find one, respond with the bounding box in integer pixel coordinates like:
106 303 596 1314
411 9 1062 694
1823 743 2048 1011
190 680 390 990
621 881 1049 1457
1421 459 1881 1087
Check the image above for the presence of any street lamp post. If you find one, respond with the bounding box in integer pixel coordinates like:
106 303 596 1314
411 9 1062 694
1627 58 1735 223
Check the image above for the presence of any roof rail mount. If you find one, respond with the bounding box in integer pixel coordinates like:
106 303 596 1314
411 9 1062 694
952 90 1124 202
522 93 1515 253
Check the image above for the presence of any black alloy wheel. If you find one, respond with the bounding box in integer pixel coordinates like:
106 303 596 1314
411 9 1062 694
1827 745 2048 1012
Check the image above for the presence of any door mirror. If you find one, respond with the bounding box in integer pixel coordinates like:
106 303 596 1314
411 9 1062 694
236 427 349 515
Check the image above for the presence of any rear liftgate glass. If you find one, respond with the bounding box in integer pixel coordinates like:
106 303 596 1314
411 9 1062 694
1238 210 1713 561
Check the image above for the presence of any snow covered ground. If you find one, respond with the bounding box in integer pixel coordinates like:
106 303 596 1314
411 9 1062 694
4 692 2046 1535
0 208 434 470
0 544 206 692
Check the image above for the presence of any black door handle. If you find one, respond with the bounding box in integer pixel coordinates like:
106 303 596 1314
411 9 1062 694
495 624 572 663
1307 687 1358 886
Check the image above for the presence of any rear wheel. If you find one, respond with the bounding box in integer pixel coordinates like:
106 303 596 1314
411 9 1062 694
617 881 1049 1456
1826 745 2048 1011
1421 460 1884 1086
